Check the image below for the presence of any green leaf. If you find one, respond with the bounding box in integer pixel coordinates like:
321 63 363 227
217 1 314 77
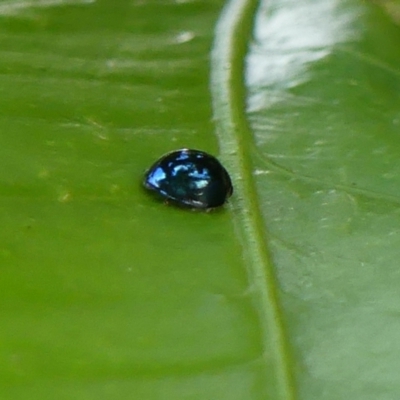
0 1 259 399
216 0 400 398
2 0 400 399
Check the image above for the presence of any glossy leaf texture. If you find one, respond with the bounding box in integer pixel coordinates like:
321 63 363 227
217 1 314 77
246 0 400 398
1 0 400 399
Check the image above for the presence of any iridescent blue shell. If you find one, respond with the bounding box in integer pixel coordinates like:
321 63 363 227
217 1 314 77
143 149 233 209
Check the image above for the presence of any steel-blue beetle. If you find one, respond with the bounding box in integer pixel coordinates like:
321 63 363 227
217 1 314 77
143 149 233 209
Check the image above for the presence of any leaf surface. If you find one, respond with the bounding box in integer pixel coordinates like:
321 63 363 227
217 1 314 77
242 0 400 398
1 0 400 399
0 1 262 399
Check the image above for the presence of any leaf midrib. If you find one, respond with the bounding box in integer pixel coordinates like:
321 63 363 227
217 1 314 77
211 0 296 398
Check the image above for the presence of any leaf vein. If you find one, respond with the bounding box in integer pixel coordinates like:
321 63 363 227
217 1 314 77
211 0 297 398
